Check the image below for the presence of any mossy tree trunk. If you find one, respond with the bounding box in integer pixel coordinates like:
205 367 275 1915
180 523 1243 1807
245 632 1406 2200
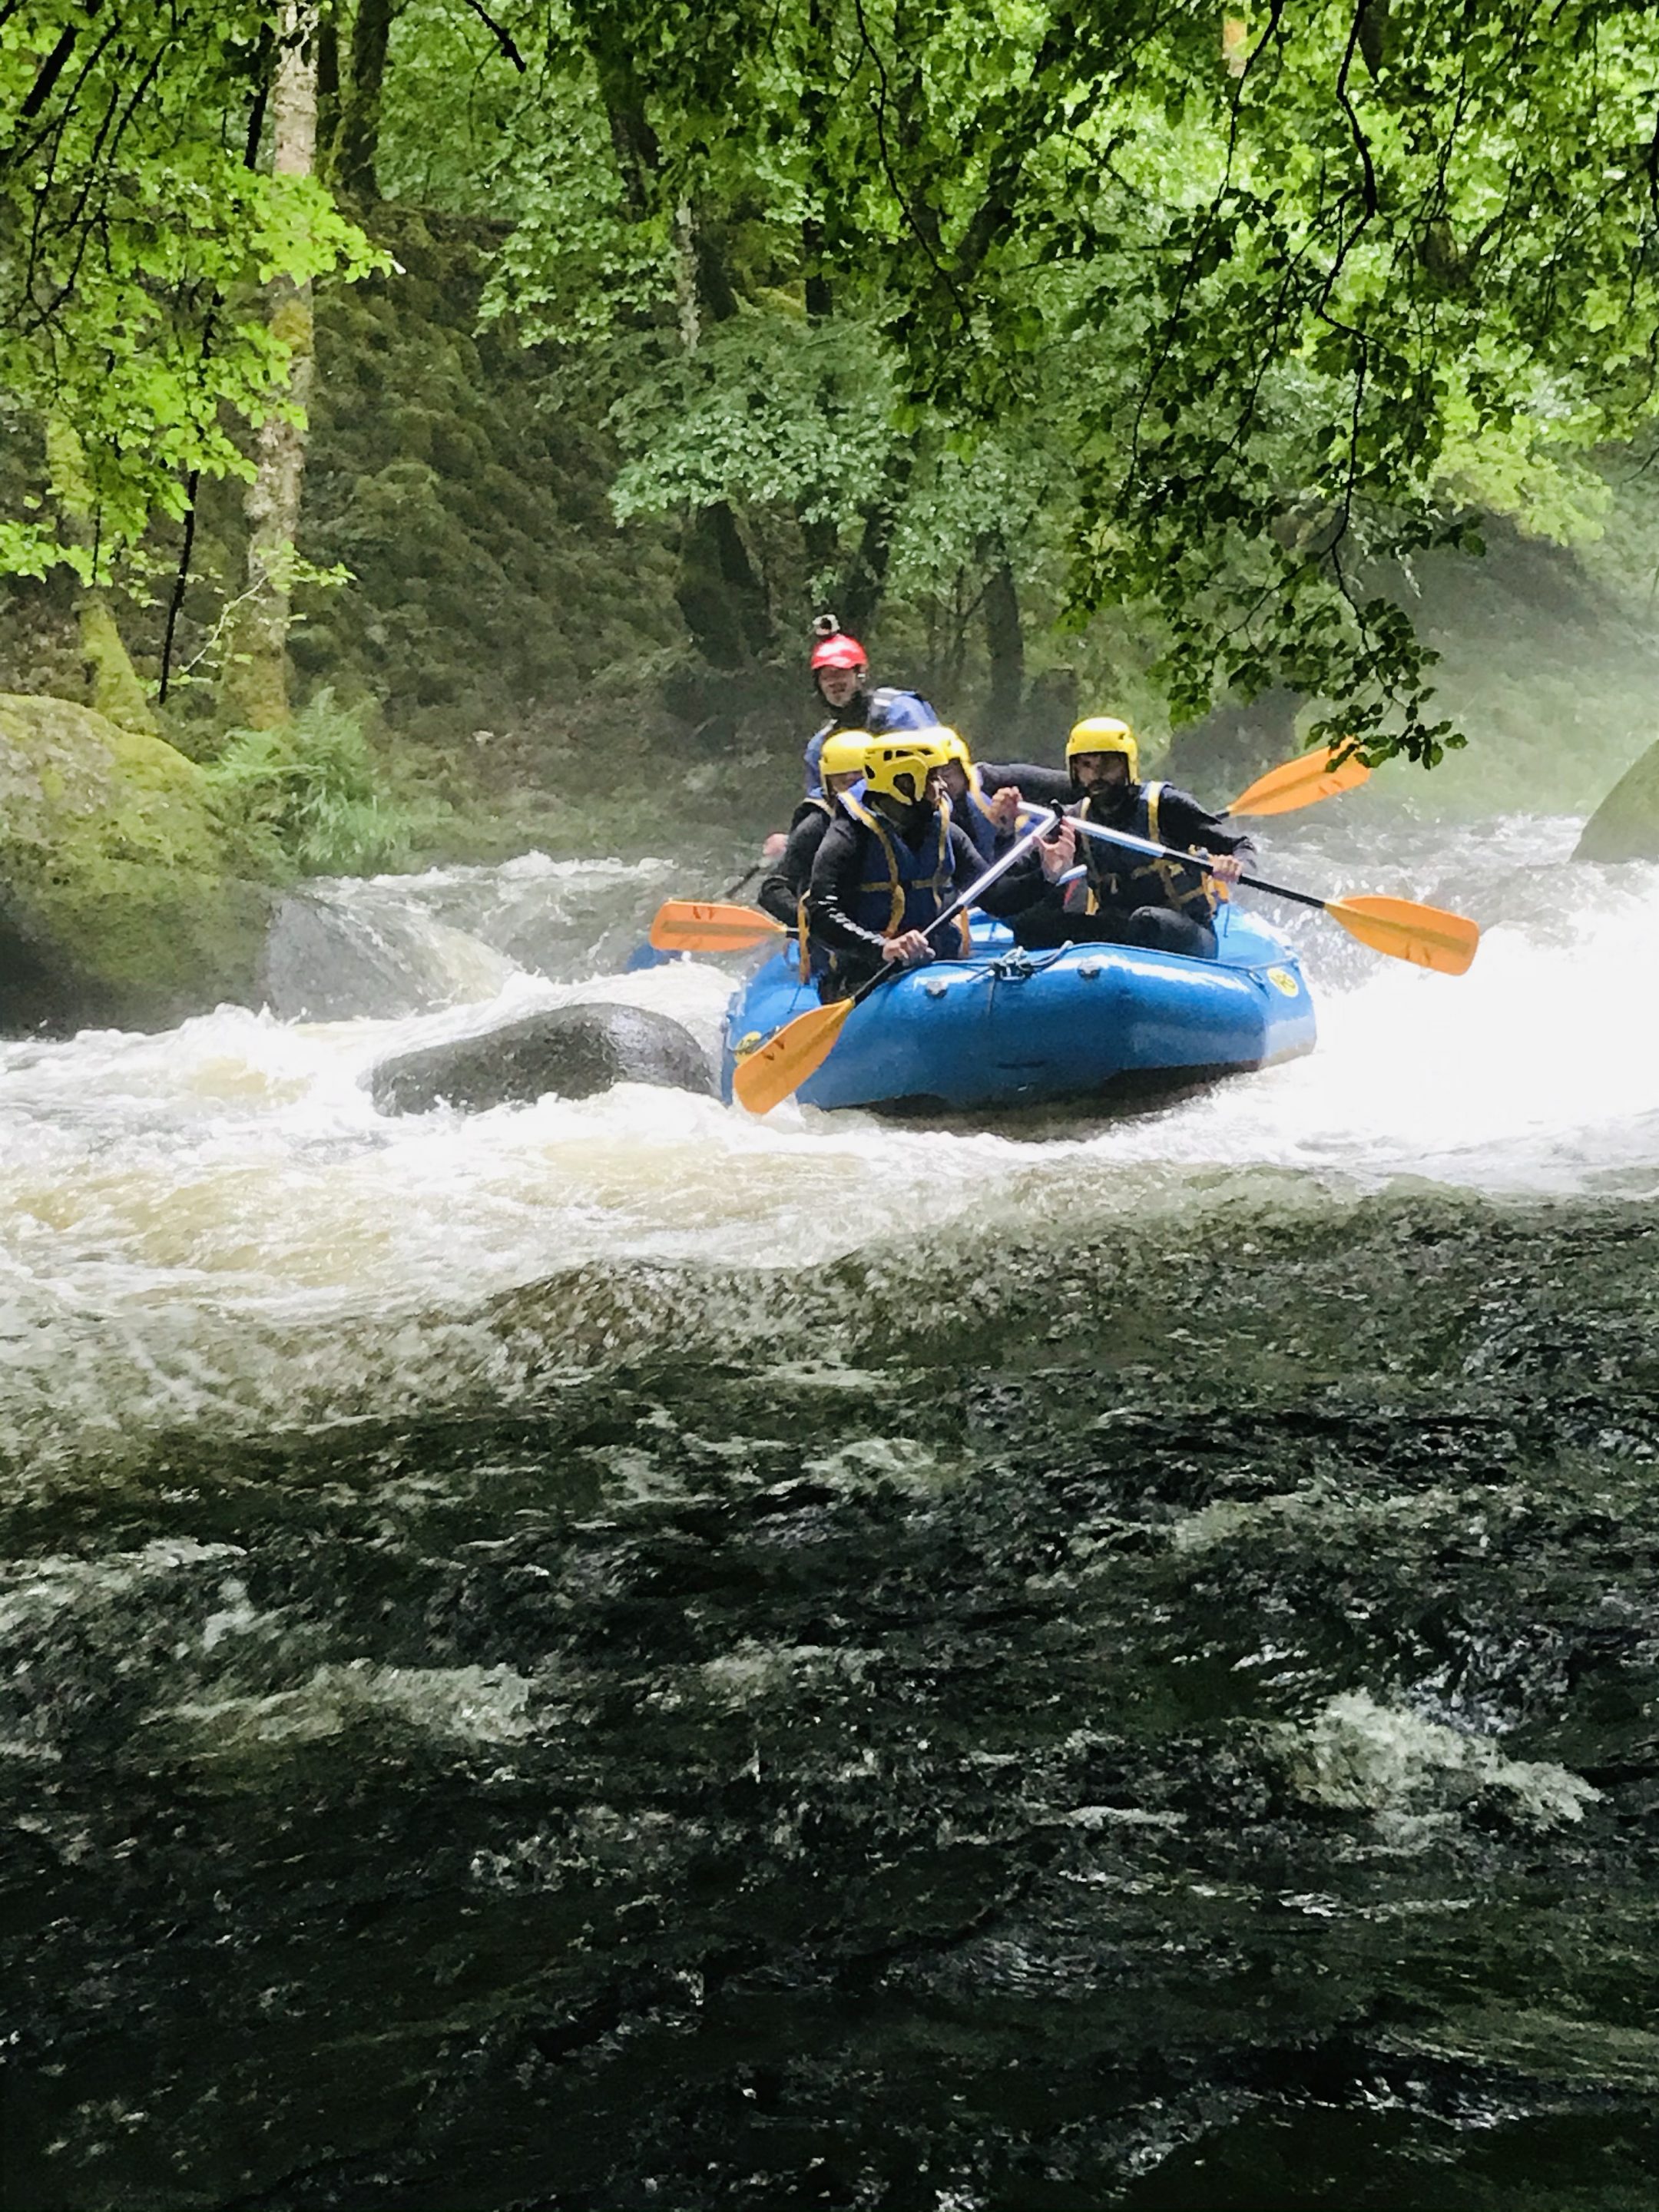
43 418 157 735
219 4 317 732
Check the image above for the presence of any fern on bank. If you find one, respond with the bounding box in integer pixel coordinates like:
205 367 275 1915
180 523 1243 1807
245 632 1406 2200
206 689 452 879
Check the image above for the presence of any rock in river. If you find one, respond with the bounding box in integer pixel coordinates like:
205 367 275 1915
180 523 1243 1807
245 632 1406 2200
1576 729 1659 863
369 1002 716 1114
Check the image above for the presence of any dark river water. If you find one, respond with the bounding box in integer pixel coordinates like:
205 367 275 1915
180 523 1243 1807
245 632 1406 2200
2 801 1657 2209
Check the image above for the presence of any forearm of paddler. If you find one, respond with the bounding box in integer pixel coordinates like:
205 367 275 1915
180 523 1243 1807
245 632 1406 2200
755 871 800 926
757 816 827 926
971 845 1051 917
1172 797 1257 866
1201 827 1256 886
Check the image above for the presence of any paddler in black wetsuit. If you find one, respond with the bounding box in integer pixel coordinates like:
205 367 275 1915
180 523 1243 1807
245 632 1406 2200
804 730 1065 998
931 728 1074 865
756 731 872 932
1013 717 1254 959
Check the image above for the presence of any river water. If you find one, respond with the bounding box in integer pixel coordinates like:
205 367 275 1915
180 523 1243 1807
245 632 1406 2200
2 803 1657 2209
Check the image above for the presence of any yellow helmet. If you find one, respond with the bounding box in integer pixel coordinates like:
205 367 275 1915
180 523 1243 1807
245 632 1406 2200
817 730 873 782
863 733 955 808
932 726 972 770
1066 716 1139 781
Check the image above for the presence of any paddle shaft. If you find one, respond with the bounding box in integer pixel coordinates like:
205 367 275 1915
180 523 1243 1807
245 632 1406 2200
840 806 1065 1013
1062 815 1330 912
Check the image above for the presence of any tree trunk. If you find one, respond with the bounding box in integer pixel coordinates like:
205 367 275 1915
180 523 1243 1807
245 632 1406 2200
314 11 341 179
603 100 660 219
673 201 700 352
671 204 773 664
838 442 916 639
44 417 157 734
219 5 316 730
800 210 835 582
336 0 398 202
981 535 1025 740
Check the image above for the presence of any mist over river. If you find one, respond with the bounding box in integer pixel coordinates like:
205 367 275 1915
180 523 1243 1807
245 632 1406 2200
4 799 1659 2210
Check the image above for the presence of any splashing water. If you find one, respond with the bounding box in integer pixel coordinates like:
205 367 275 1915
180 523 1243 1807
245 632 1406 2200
6 813 1659 2210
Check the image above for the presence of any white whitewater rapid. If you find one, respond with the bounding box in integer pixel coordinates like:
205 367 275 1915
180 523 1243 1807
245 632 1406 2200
1 809 1654 1456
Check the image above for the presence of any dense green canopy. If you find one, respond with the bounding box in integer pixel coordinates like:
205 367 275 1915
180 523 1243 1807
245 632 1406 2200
5 0 1659 759
0 2 373 579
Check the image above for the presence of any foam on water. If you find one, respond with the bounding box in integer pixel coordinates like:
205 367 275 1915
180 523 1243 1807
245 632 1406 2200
1283 1689 1601 1828
0 820 1652 1452
162 1661 538 1753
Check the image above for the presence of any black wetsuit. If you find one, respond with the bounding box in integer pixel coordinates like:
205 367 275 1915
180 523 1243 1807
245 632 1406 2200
806 801 1047 995
1012 782 1257 961
757 796 838 929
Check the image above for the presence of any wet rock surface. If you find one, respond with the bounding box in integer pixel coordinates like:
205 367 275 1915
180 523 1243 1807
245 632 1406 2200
3 1196 1659 2207
0 692 267 1033
1576 730 1659 863
369 1001 716 1114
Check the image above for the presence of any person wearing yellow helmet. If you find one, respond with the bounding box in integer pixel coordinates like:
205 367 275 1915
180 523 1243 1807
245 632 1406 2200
929 727 1073 865
756 730 873 932
805 730 1065 995
1013 716 1255 959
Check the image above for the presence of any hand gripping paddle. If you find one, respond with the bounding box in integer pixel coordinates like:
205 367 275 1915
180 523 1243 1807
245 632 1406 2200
1065 816 1479 975
732 811 1062 1115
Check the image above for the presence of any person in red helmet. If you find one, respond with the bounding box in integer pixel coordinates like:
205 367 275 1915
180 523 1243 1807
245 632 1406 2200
804 615 938 793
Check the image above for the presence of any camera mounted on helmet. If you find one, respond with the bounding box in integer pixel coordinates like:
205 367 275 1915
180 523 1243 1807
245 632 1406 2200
810 611 868 676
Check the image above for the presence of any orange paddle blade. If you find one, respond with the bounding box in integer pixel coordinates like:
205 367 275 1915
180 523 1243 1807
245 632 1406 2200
1327 894 1479 975
1228 744 1371 817
650 899 786 952
732 995 855 1114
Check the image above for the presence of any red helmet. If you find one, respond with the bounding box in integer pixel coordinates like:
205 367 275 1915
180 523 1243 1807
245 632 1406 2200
810 631 867 674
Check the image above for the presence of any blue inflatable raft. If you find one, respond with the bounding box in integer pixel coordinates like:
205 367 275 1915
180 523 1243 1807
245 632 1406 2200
720 905 1316 1111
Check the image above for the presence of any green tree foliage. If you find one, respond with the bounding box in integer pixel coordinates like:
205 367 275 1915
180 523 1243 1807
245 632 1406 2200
8 0 1659 767
0 1 377 588
478 0 1659 760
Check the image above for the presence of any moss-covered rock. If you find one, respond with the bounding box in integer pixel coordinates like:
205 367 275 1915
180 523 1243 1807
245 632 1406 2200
0 693 269 1034
1575 732 1659 862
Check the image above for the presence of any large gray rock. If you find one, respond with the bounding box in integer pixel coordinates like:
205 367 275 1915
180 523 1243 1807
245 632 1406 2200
369 1002 715 1115
1575 733 1659 863
261 889 516 1021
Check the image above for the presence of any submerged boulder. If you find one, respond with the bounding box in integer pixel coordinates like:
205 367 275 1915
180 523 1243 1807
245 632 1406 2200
1575 733 1659 863
0 693 267 1034
369 1002 715 1114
